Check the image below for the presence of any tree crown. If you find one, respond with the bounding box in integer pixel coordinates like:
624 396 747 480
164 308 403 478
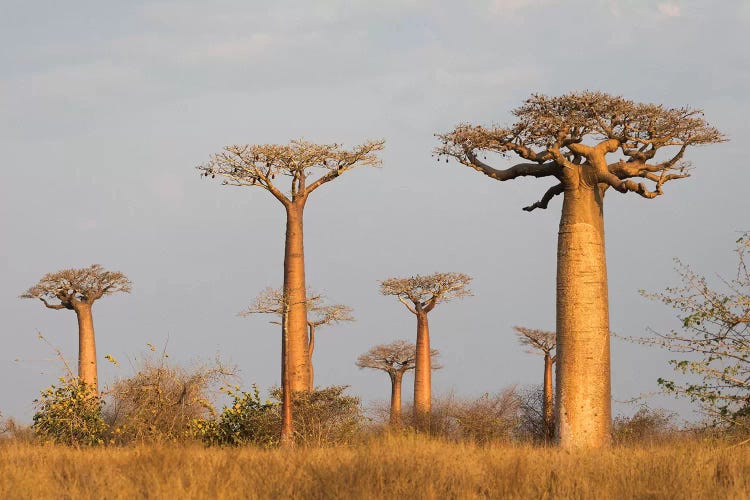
513 326 556 357
239 286 354 327
21 264 131 310
198 139 385 206
436 91 726 210
380 272 472 314
356 340 441 375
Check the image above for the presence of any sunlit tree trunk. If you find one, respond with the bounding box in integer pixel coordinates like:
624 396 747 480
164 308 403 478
283 201 311 392
555 175 612 448
280 310 294 446
413 310 431 430
389 371 404 426
308 323 316 389
543 354 554 441
74 303 98 393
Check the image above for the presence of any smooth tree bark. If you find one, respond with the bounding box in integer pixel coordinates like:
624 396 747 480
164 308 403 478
514 326 557 441
356 340 441 426
199 139 383 393
21 264 132 393
438 91 725 448
380 273 471 429
241 286 354 388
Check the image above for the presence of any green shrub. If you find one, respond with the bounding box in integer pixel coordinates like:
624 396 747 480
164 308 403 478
192 385 278 447
196 385 364 447
32 377 106 446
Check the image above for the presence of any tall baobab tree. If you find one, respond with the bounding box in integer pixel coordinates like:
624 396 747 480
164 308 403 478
437 91 725 448
20 264 132 393
241 287 354 387
200 139 384 393
356 340 441 426
380 272 471 429
514 326 556 441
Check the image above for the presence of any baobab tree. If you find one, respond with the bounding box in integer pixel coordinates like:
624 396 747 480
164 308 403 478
380 272 471 428
437 91 725 448
199 139 384 393
241 287 354 387
514 326 556 441
20 264 132 393
356 340 441 426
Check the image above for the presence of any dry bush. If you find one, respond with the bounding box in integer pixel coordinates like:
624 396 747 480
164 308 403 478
454 389 520 444
612 406 677 445
105 355 233 444
396 389 521 443
0 416 35 444
516 385 552 443
270 385 365 446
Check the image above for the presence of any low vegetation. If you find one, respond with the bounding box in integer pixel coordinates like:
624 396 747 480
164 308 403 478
0 436 748 499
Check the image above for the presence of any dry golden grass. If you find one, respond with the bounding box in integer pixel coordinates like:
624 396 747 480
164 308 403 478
1 434 748 499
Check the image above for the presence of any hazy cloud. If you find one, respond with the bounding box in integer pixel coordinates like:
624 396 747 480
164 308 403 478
657 3 681 17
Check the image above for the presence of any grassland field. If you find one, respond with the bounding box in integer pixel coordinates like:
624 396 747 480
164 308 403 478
1 434 749 499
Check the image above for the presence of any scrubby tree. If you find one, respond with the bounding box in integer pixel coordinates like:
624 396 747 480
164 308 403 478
21 265 131 393
199 139 384 393
356 340 440 425
241 287 354 387
637 233 750 429
437 91 724 447
380 273 471 428
514 326 556 440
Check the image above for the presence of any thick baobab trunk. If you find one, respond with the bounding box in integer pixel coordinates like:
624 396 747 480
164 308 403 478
555 179 612 448
543 354 554 441
74 303 98 393
283 202 311 392
389 371 404 426
413 311 431 429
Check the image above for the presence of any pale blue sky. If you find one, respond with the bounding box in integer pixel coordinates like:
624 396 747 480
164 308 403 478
1 0 748 422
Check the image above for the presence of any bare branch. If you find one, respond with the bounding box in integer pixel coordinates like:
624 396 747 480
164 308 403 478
631 234 750 423
522 183 564 212
240 286 353 330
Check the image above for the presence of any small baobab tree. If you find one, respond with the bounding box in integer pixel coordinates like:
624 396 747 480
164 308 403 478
241 287 354 387
437 91 724 448
514 326 556 441
356 340 441 426
200 139 384 392
20 264 132 393
380 272 471 429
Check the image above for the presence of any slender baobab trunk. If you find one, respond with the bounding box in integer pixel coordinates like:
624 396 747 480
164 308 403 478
555 178 612 448
283 201 311 392
389 371 404 426
543 354 554 441
280 310 294 446
413 310 431 429
74 303 98 393
308 323 315 389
